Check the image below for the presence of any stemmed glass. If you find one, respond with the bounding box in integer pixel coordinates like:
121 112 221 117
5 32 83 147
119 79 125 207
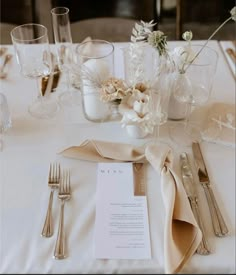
11 23 59 119
169 44 218 146
51 7 80 106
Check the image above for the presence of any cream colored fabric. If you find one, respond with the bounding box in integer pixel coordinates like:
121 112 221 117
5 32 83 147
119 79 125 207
202 103 235 147
59 139 202 274
145 144 202 274
60 139 147 163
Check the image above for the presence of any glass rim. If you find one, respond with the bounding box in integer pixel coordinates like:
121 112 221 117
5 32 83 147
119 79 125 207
76 39 114 59
188 44 218 67
10 23 48 43
51 6 70 15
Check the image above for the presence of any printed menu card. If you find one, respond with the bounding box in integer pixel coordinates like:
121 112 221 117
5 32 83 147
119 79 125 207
94 162 151 259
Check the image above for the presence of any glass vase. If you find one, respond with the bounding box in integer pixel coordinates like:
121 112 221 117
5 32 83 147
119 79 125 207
76 39 114 122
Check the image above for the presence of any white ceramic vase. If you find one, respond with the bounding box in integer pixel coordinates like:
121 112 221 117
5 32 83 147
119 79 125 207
126 125 148 139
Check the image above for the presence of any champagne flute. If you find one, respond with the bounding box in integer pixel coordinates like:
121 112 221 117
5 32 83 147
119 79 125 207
169 44 218 146
11 23 59 119
51 7 80 106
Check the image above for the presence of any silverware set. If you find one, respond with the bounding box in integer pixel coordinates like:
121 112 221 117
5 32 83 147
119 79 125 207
180 142 229 256
41 162 71 259
180 153 211 255
192 142 228 237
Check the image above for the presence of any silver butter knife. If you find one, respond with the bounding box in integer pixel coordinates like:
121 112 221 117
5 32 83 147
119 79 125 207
180 152 211 255
192 142 229 237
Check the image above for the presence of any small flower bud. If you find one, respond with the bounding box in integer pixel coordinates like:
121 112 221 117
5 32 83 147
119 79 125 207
182 31 193 41
230 6 236 21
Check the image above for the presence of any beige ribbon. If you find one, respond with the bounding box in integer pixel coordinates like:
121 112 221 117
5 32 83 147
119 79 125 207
59 139 202 274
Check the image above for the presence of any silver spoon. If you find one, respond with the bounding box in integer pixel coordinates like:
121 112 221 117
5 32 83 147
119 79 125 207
0 54 13 79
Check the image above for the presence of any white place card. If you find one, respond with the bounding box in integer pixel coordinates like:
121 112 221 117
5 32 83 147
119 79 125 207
94 162 151 259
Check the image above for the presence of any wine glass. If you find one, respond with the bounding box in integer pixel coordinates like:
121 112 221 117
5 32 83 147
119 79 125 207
11 23 59 119
51 7 80 106
169 44 218 146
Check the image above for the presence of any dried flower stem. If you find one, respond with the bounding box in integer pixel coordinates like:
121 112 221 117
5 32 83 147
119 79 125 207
184 16 234 72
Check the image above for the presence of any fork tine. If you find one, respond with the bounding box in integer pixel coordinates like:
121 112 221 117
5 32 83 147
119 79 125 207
57 164 61 181
59 170 70 194
49 162 60 183
49 163 52 181
42 162 61 238
67 170 71 193
64 170 70 193
54 163 60 182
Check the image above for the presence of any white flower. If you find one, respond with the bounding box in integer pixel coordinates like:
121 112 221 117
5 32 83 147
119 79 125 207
182 31 193 41
147 30 167 56
119 89 153 133
100 77 129 102
170 46 195 73
230 6 236 21
122 89 149 117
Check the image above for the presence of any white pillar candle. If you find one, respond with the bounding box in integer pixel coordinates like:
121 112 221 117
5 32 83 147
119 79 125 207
81 58 111 121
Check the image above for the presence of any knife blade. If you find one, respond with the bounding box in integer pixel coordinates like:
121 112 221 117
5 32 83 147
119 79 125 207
180 152 211 255
192 142 229 237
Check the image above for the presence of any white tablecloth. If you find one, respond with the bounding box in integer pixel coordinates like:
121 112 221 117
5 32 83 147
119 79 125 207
0 41 235 274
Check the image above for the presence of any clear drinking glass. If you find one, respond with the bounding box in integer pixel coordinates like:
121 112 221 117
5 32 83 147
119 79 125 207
0 93 12 151
51 7 80 106
76 39 115 122
122 44 172 141
11 23 59 119
169 44 218 146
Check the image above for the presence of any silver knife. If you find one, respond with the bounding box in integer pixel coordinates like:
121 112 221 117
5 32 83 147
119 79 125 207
180 152 211 255
192 142 229 237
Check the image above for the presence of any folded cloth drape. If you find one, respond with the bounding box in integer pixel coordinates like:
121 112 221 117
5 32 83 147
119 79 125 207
59 139 202 274
145 144 202 274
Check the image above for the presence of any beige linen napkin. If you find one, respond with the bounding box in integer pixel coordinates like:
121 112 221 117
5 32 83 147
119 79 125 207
60 139 146 163
145 144 202 274
201 103 235 147
59 139 202 274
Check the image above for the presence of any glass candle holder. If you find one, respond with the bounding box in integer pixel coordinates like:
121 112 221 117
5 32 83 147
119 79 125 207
76 39 114 122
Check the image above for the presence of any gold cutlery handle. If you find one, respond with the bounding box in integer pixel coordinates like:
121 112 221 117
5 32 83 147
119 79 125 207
203 184 228 237
54 202 66 259
41 190 54 237
190 198 211 255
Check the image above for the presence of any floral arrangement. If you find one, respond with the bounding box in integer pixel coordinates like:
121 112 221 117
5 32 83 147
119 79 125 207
97 6 236 137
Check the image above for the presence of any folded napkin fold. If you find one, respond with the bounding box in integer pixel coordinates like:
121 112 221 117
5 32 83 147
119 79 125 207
201 102 235 148
59 139 202 274
60 139 147 163
145 144 202 274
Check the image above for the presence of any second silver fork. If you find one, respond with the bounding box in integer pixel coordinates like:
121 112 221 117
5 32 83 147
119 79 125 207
41 162 61 237
54 170 71 260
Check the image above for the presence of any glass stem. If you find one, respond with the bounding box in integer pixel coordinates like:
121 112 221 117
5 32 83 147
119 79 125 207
184 102 193 132
65 69 71 95
154 123 160 141
36 78 43 101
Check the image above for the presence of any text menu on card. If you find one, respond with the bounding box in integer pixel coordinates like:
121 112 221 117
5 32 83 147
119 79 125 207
94 162 151 259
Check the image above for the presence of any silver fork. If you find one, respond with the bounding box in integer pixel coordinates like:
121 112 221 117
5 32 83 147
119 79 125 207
54 170 71 259
41 162 61 237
